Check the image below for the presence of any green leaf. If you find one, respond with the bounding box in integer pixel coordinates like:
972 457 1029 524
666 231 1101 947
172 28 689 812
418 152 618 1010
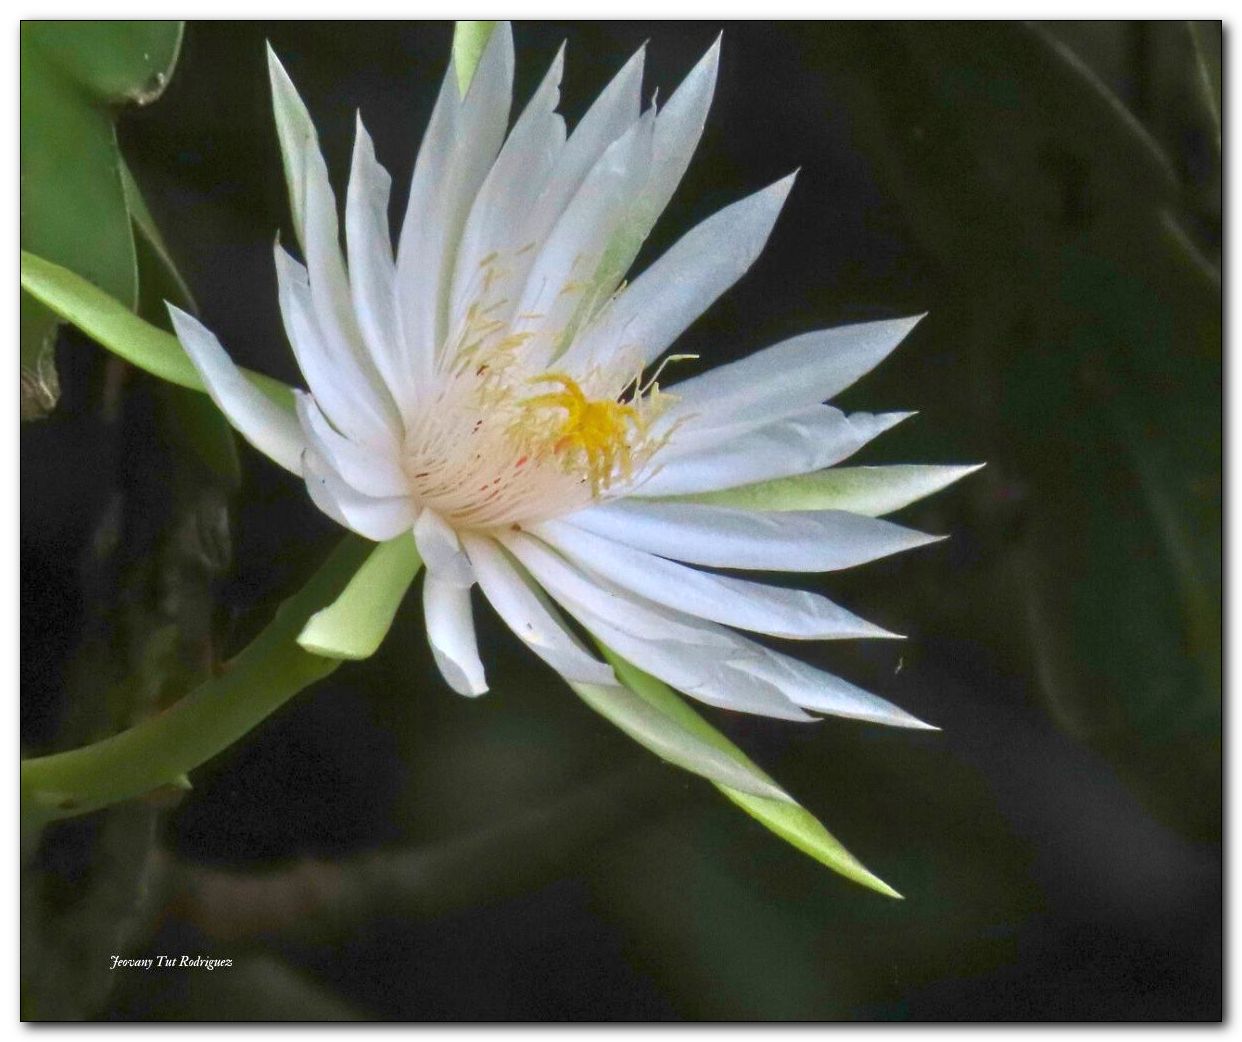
23 21 183 103
669 464 983 517
19 21 183 418
121 158 197 313
452 21 497 96
121 160 243 486
20 250 295 414
568 681 795 805
298 535 424 660
596 647 902 898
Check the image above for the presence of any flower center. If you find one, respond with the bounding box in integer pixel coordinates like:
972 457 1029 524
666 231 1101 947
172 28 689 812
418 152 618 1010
511 373 645 496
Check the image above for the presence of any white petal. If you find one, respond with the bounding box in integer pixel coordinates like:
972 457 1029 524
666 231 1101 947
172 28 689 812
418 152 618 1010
658 317 925 436
293 391 407 498
167 305 305 475
519 45 645 264
301 149 399 433
462 534 615 686
553 594 812 721
395 23 514 400
448 48 566 330
413 508 475 587
267 50 397 439
638 408 913 496
266 45 316 254
566 34 720 322
274 244 393 447
633 36 720 241
567 499 942 572
534 520 896 640
345 113 405 408
423 574 488 696
503 532 810 720
565 173 795 372
504 532 733 648
302 448 417 540
734 642 936 729
513 108 656 366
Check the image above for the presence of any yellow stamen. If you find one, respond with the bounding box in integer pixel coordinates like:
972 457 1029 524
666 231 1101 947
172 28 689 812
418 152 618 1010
512 373 645 496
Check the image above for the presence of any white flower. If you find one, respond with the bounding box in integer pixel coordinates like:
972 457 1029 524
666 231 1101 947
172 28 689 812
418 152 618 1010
169 25 950 728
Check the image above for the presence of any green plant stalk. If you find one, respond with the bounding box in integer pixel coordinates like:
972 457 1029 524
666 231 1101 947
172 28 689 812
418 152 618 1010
20 249 294 412
22 536 374 822
20 20 502 826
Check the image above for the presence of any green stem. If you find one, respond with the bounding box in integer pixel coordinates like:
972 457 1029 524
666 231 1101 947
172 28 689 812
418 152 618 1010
22 536 372 822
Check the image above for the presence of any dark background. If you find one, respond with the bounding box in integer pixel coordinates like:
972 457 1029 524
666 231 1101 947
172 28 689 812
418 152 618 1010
21 21 1221 1021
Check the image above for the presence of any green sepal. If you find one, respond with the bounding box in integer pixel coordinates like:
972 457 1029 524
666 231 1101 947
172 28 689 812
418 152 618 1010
298 535 424 660
569 680 795 805
670 463 984 517
452 21 498 96
599 647 903 898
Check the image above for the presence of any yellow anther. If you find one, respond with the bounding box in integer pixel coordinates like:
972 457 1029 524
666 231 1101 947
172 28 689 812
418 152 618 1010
513 373 645 496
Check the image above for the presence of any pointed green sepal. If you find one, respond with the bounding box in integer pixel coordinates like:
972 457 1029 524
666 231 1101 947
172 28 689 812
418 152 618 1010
569 680 795 805
674 463 984 517
598 647 903 898
452 21 498 96
297 535 423 660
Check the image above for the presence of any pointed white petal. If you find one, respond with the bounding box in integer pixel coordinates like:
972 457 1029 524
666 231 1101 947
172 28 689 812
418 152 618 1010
345 113 406 407
513 109 657 366
302 448 417 540
396 23 514 401
566 173 795 372
565 34 720 323
167 305 305 475
293 391 407 498
463 534 615 686
266 45 316 254
519 45 645 263
504 532 810 720
534 520 896 640
300 149 399 433
274 243 394 447
735 642 937 729
268 48 396 438
638 408 913 496
505 532 733 648
557 596 812 721
423 574 488 696
449 48 566 329
659 317 925 436
635 36 720 240
413 508 475 587
567 499 942 572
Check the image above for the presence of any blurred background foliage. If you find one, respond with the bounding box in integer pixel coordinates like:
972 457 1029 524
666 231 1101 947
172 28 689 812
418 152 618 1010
21 20 1220 1021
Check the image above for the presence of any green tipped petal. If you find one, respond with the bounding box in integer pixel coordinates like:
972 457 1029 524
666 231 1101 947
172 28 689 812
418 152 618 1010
569 680 795 805
674 463 985 517
597 647 902 898
452 21 498 96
